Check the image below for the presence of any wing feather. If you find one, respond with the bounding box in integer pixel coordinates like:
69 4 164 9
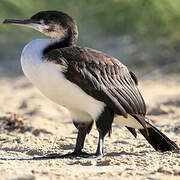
44 46 147 118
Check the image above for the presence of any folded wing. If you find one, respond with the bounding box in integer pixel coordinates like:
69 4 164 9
44 46 147 124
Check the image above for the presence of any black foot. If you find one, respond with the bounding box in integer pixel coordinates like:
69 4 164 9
81 152 104 160
89 152 103 159
95 152 103 157
31 151 103 160
43 151 92 159
60 151 92 158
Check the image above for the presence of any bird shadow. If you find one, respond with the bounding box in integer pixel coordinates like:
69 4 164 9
0 152 95 161
0 154 73 161
0 151 139 161
2 150 178 161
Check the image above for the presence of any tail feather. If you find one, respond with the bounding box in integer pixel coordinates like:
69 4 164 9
139 118 179 152
126 127 137 138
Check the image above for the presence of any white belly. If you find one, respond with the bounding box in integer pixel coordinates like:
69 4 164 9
21 39 105 122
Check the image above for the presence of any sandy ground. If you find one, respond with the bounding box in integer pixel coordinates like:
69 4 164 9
0 59 179 180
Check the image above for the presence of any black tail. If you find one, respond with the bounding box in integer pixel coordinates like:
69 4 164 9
138 118 179 152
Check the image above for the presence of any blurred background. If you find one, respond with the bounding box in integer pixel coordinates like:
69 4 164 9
0 0 180 78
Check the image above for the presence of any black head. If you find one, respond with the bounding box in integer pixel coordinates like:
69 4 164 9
3 11 78 42
30 11 78 38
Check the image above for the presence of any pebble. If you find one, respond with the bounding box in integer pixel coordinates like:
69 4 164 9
157 167 173 175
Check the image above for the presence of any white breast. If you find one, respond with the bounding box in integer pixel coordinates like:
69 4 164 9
21 39 105 122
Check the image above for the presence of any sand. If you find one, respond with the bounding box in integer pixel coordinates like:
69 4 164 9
0 59 179 180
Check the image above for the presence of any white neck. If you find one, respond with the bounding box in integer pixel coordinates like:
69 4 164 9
21 39 52 82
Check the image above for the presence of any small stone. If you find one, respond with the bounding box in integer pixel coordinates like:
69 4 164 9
174 169 180 176
157 167 173 175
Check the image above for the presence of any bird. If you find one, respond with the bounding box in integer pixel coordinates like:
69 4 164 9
3 11 178 158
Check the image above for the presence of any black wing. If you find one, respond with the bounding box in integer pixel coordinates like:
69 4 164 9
44 46 147 118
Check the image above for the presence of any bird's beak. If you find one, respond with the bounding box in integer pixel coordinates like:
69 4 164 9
3 18 45 33
3 19 35 27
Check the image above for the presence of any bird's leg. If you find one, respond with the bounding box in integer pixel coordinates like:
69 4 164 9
95 107 114 157
73 127 89 155
95 131 104 157
60 121 93 158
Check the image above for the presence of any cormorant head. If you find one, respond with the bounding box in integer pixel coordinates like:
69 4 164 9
3 11 78 42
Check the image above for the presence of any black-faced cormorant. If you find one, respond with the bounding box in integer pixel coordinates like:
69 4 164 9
3 11 179 157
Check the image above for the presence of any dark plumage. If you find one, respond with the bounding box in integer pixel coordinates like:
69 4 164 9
44 46 146 116
3 11 179 158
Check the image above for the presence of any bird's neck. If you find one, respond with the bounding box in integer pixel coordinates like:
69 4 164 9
43 28 78 55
